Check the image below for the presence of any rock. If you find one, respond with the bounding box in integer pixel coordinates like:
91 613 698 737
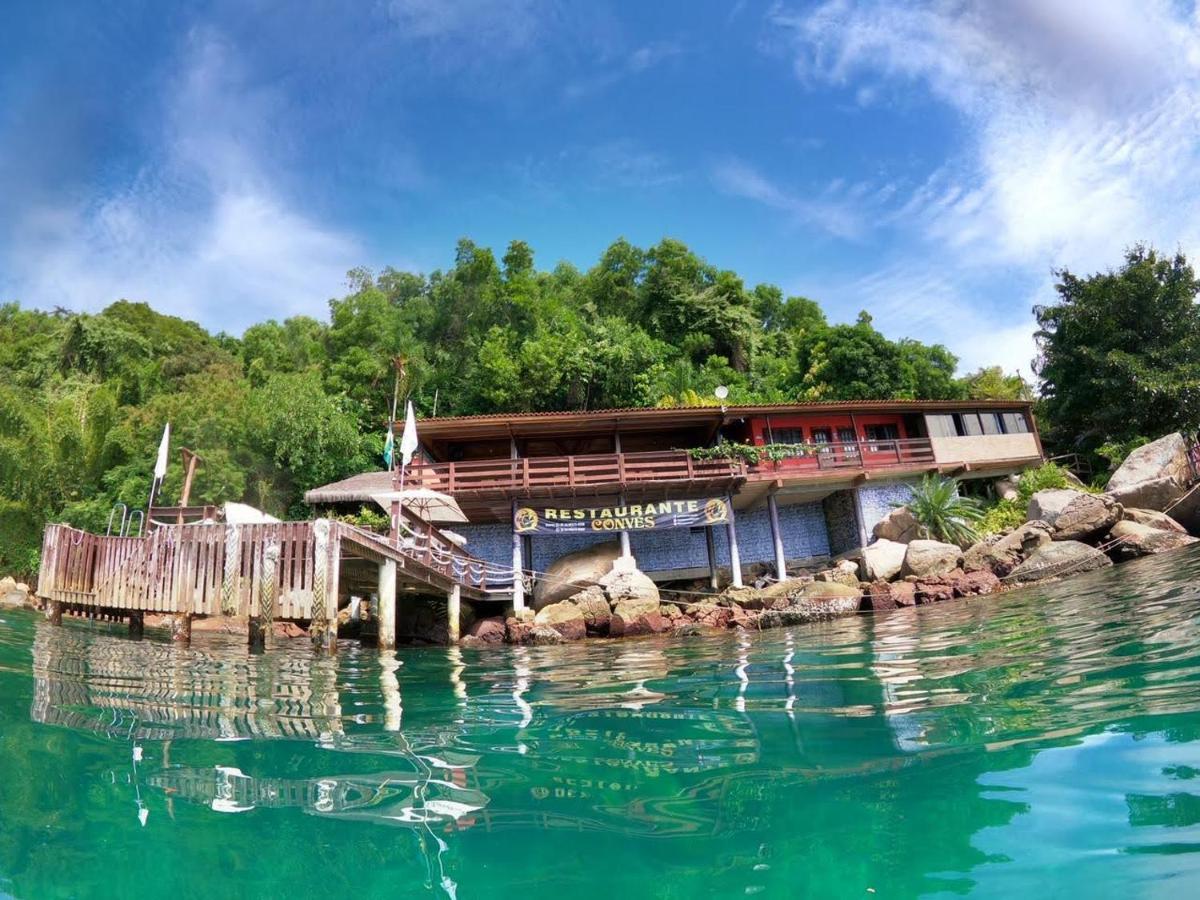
609 609 668 637
533 602 586 641
1003 540 1112 585
901 539 963 578
672 623 706 637
873 506 922 543
816 559 862 587
684 600 733 629
1121 507 1188 533
0 577 32 608
533 540 622 609
963 522 1053 576
529 625 567 645
994 476 1020 501
783 581 862 620
730 605 762 629
1027 489 1121 541
724 585 767 609
865 580 915 611
459 635 488 648
956 569 1001 596
568 585 612 636
599 556 661 606
505 617 534 644
466 616 506 645
860 539 908 582
914 578 955 604
1105 433 1193 511
1106 520 1199 560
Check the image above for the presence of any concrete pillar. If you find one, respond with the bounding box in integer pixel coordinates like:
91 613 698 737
705 526 718 591
767 493 787 581
726 498 744 588
249 536 278 652
511 500 526 612
377 559 397 650
615 433 632 558
447 583 462 644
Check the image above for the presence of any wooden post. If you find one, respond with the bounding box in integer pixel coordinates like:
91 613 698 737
249 536 278 651
447 583 462 644
47 600 63 626
221 524 240 617
321 526 341 653
615 432 632 558
171 612 192 644
378 559 397 650
128 611 144 640
726 498 744 588
511 499 526 612
310 519 335 650
170 528 192 645
767 492 787 582
705 526 718 591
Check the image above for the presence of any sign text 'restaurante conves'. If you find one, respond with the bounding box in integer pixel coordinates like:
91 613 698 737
513 498 729 535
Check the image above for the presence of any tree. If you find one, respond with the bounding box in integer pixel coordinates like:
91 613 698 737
1034 245 1200 454
961 366 1032 400
902 475 983 545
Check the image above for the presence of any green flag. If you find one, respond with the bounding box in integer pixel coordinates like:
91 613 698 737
383 423 395 467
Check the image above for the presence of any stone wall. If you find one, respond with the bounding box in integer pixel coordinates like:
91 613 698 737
856 481 917 537
822 490 861 556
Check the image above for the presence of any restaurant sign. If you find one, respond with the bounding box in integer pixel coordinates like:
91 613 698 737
513 497 730 535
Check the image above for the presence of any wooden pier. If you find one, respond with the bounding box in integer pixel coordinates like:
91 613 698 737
36 510 514 649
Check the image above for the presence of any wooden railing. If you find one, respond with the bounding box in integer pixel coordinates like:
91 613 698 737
747 437 936 476
408 449 746 494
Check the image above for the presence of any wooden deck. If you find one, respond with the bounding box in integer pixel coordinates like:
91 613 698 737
36 510 514 649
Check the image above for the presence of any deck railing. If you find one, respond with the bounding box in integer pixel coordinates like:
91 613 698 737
746 437 936 475
408 449 746 494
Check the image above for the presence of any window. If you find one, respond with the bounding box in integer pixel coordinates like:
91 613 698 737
865 423 900 451
810 427 833 452
837 427 859 456
769 426 805 457
926 414 957 438
955 412 984 436
980 412 1003 435
1001 412 1029 434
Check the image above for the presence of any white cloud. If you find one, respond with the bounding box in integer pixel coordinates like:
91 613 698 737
761 0 1200 374
0 29 361 331
563 40 684 101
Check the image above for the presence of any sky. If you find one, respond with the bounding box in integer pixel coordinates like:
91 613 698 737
3 0 1200 378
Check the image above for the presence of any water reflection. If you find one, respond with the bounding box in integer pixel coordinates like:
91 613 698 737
6 545 1200 897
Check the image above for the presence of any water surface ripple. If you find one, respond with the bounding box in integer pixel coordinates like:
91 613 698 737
3 547 1200 898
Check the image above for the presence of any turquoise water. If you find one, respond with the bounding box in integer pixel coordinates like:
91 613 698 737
3 550 1200 898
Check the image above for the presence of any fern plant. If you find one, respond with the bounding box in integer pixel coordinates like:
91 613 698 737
901 475 983 546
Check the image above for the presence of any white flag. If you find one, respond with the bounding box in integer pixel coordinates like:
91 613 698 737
153 423 171 480
399 401 419 467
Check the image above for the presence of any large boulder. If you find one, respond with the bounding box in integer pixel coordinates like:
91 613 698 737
609 607 669 637
465 616 506 645
783 581 862 621
568 586 612 636
1121 507 1188 534
860 539 907 582
533 602 586 641
901 539 963 578
816 559 862 587
1003 540 1112 585
873 506 921 544
1027 489 1121 541
0 577 32 608
684 600 733 629
533 541 621 609
598 556 661 606
1106 520 1199 560
864 580 916 610
1105 433 1193 511
963 522 1052 576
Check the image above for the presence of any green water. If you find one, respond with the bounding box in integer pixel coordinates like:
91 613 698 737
3 551 1200 899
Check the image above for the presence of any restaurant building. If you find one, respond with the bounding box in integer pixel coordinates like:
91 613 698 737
305 401 1043 608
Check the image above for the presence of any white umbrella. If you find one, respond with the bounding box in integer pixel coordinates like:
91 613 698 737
223 502 280 524
371 488 468 523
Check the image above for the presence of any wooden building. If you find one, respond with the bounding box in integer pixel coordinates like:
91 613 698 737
306 400 1043 608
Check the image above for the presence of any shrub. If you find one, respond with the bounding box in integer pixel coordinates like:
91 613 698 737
901 474 983 545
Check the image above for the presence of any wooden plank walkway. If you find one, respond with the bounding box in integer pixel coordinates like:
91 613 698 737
36 514 513 649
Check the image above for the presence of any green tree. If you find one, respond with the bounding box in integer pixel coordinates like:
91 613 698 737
1034 245 1200 455
961 366 1032 400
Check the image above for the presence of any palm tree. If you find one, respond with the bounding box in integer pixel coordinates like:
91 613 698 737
900 475 983 546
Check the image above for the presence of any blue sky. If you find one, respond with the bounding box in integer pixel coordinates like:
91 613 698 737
3 0 1199 377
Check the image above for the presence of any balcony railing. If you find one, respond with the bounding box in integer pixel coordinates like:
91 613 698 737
747 437 936 475
408 450 746 495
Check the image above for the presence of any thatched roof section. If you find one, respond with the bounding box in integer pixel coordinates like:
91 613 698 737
303 470 393 505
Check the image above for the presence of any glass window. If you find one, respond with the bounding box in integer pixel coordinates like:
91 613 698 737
926 414 957 438
1001 412 1029 433
980 412 1003 434
771 427 805 457
811 427 833 452
956 412 984 436
838 427 859 456
865 423 900 451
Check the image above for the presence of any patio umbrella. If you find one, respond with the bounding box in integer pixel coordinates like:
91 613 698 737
371 488 468 524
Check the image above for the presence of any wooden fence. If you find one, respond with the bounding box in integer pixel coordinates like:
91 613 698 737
38 521 318 619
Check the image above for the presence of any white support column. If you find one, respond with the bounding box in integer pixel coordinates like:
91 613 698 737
447 583 462 644
726 497 744 588
767 492 787 582
511 499 526 612
615 431 632 558
705 526 719 590
378 559 396 650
